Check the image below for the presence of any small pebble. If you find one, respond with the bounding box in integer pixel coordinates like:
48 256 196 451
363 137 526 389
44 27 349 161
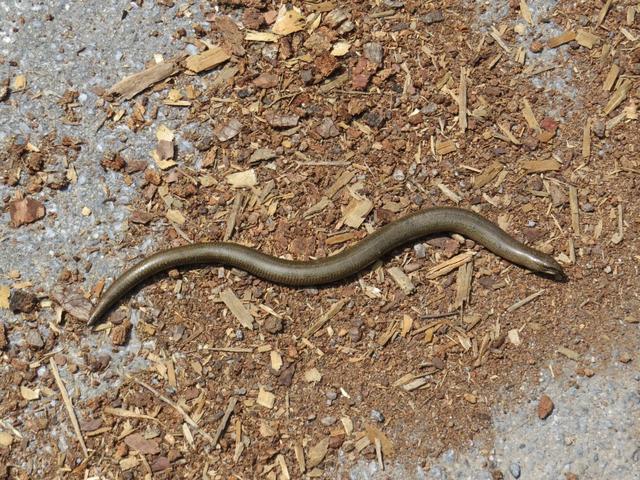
414 243 427 258
235 329 244 341
321 416 337 426
537 394 554 420
326 390 338 401
509 463 521 479
363 42 383 64
423 10 444 24
392 168 405 181
370 410 385 423
582 202 594 213
530 40 544 53
25 329 44 349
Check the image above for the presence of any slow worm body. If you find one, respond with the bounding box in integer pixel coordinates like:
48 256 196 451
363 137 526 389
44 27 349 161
88 207 565 325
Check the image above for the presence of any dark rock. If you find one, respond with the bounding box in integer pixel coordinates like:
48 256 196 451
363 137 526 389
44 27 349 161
9 289 38 313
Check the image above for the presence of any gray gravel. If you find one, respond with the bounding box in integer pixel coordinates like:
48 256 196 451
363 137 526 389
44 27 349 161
341 356 640 479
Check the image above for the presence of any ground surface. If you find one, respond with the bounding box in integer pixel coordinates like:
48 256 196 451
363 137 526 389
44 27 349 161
1 1 639 479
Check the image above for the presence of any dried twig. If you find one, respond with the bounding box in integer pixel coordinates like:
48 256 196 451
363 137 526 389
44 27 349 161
127 374 215 444
212 397 238 447
49 358 88 458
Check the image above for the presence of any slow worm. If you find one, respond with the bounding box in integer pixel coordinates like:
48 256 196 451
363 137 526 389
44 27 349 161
88 207 565 325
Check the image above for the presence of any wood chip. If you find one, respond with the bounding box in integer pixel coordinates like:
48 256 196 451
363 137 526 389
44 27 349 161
490 26 511 53
474 162 503 188
245 30 280 42
165 209 186 225
220 288 254 330
108 61 180 99
183 46 230 73
20 385 40 401
326 170 356 198
569 186 579 234
458 68 468 132
226 169 257 188
104 407 158 422
582 118 591 159
307 437 329 468
294 442 306 473
508 329 522 346
454 260 473 309
596 0 613 28
522 98 541 132
548 30 576 48
0 285 9 309
365 425 394 457
557 346 581 361
343 198 373 228
304 368 323 383
49 358 88 458
435 139 456 155
387 267 415 295
212 397 237 446
603 79 631 115
522 158 561 173
506 289 545 312
302 299 347 337
611 204 624 244
520 0 533 25
436 183 462 203
257 388 275 409
272 5 305 35
603 64 620 92
575 29 600 49
425 251 475 279
497 123 521 145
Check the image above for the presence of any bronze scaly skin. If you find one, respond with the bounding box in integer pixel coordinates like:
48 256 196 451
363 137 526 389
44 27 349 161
88 207 566 326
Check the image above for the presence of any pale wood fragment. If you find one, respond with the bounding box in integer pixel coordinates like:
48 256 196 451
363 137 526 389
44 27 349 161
387 267 415 295
474 162 503 188
425 252 475 279
596 0 613 28
575 29 600 49
302 299 347 338
582 118 591 159
458 68 468 132
520 0 533 25
603 79 631 115
506 289 545 312
212 397 238 446
108 61 180 99
569 186 580 234
50 358 88 458
603 64 619 91
548 30 576 48
523 158 561 173
220 288 255 330
183 46 230 73
454 261 473 309
522 98 541 131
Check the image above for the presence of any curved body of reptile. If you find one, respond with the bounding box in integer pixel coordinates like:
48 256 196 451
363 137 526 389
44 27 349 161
87 207 565 325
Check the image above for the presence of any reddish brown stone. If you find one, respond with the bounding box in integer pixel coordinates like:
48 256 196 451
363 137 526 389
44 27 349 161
537 394 554 419
8 197 45 227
